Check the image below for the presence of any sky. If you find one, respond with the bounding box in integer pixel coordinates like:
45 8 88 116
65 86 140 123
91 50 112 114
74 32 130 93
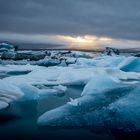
0 0 140 49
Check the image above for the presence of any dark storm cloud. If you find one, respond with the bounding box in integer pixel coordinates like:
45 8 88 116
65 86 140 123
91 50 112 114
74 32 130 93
0 0 140 40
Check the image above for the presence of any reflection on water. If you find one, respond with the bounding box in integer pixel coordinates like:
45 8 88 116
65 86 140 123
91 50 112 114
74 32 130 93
7 70 31 76
0 71 9 79
0 112 21 125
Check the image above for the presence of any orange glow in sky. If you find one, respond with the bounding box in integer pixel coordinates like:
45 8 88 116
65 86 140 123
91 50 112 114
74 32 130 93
1 32 139 50
56 35 113 49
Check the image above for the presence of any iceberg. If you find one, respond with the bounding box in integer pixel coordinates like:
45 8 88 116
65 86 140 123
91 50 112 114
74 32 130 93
0 43 15 52
18 83 39 100
118 57 140 72
14 51 46 61
1 52 16 60
103 47 120 56
38 84 136 129
76 56 125 68
37 57 60 67
81 74 120 96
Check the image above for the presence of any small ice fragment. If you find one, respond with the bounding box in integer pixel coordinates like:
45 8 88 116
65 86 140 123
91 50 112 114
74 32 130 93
67 98 79 106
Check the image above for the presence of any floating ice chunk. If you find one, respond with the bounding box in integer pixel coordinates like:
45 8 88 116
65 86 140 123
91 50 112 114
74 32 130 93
59 60 67 67
80 85 140 131
103 47 120 56
0 92 21 100
54 85 67 93
0 96 13 103
57 67 99 86
76 56 125 68
106 86 140 131
0 80 24 110
105 68 140 83
0 64 40 73
18 83 39 100
1 51 16 60
39 85 67 97
3 63 140 89
38 85 136 129
66 57 77 65
3 66 98 86
67 98 79 106
0 60 29 65
81 74 120 96
0 101 8 110
0 43 15 51
0 80 23 97
81 68 140 96
118 57 140 72
76 58 96 66
37 57 60 67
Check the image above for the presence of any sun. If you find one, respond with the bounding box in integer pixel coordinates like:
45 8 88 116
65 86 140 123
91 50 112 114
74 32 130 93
74 36 93 43
56 35 113 50
57 35 94 44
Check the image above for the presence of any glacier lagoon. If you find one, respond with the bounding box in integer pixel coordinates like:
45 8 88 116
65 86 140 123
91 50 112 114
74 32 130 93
0 50 140 139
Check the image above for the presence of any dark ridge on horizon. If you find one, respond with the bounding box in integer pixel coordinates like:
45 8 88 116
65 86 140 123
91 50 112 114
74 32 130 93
19 48 103 52
19 47 140 53
1 40 140 53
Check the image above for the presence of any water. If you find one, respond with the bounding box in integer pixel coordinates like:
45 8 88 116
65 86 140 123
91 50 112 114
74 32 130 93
0 70 31 79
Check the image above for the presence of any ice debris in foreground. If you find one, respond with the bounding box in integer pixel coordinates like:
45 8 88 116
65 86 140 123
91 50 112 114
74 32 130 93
38 72 140 131
67 98 79 106
38 85 67 97
0 51 140 131
0 80 23 110
38 86 140 131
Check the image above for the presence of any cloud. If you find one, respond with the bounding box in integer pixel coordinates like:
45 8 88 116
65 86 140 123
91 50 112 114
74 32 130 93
0 0 140 41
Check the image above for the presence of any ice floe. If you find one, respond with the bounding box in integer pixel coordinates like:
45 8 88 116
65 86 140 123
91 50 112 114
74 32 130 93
38 85 67 97
38 84 138 131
